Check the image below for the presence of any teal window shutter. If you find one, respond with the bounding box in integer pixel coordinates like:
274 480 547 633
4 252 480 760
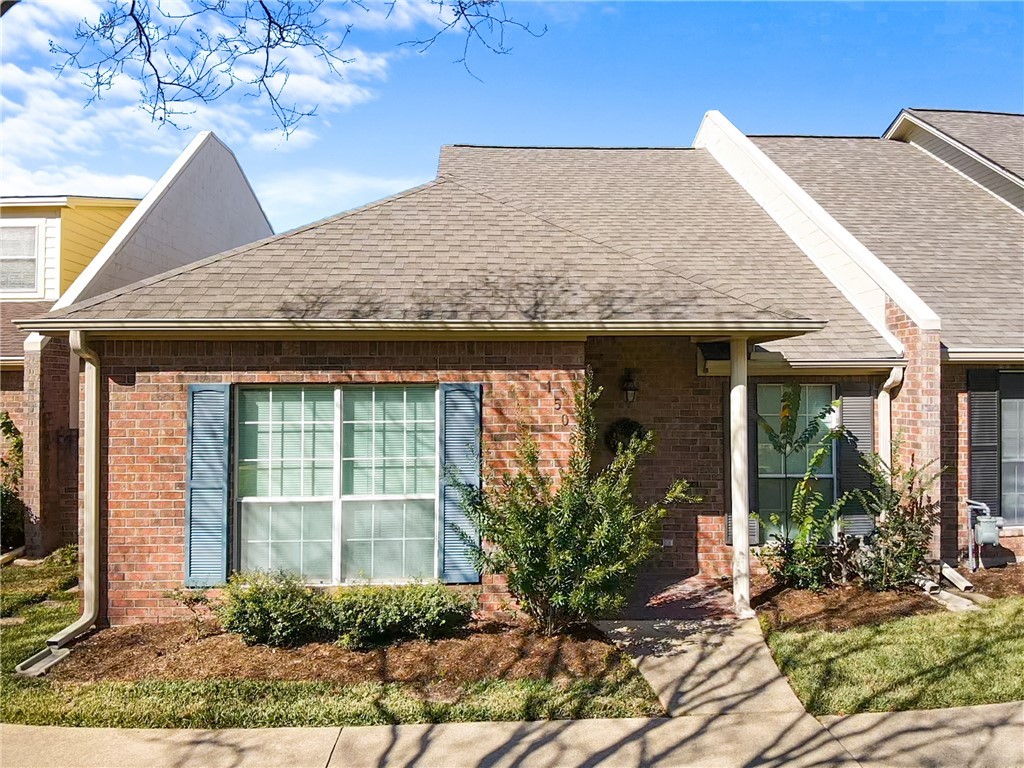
837 383 876 537
185 383 231 587
439 383 482 584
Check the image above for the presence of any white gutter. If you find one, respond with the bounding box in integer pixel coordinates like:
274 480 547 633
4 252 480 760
944 348 1024 363
14 330 100 677
877 366 904 471
16 316 827 339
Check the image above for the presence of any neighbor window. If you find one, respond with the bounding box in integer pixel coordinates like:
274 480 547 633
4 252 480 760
0 223 41 293
235 386 438 583
756 384 837 539
1002 377 1024 526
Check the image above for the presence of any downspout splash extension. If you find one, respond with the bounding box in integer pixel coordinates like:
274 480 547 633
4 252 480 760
14 330 101 678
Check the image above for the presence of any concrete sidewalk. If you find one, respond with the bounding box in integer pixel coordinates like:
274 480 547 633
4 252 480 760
3 703 1022 768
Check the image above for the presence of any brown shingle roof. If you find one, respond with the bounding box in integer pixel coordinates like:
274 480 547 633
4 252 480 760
908 109 1024 180
38 147 897 363
754 136 1024 350
1 300 53 358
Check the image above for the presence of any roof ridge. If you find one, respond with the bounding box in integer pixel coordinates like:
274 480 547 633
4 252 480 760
750 135 881 140
48 180 443 319
438 174 804 322
909 107 1024 118
445 144 694 151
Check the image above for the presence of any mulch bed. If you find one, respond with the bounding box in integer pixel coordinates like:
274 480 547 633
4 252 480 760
53 620 626 693
957 562 1024 599
751 576 943 632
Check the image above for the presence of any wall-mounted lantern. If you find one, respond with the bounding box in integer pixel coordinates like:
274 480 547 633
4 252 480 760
620 369 639 403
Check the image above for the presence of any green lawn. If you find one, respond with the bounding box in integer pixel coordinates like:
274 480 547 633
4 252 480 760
766 596 1024 715
0 562 661 727
0 549 78 617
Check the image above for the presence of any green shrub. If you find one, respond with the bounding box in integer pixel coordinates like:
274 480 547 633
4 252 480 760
216 571 333 647
333 583 474 649
454 373 698 635
1 485 26 551
216 571 474 649
854 448 942 591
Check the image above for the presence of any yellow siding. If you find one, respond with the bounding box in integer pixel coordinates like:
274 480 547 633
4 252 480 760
59 204 137 292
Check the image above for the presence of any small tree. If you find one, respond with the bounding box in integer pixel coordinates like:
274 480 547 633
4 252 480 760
0 411 25 551
455 373 698 635
853 447 942 591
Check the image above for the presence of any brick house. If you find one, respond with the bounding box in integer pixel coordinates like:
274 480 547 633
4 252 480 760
1 132 272 556
15 108 1023 644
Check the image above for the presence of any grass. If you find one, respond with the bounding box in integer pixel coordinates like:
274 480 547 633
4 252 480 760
0 562 661 727
765 596 1024 715
0 548 78 617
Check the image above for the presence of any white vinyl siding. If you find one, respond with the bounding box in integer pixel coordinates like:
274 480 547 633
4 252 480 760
756 384 836 539
235 386 438 584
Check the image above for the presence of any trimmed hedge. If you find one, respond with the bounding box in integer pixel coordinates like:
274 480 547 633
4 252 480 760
216 571 474 649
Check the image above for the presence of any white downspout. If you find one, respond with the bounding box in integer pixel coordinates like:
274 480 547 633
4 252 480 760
877 366 904 469
14 330 100 676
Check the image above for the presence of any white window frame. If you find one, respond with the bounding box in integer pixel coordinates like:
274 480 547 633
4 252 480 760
1000 381 1024 527
755 383 838 538
233 384 441 586
0 219 45 298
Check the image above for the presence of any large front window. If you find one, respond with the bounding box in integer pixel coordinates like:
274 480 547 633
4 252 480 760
756 384 836 539
235 386 438 583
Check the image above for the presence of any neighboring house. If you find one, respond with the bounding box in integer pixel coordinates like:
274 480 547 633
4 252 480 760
1 131 273 556
16 108 1023 632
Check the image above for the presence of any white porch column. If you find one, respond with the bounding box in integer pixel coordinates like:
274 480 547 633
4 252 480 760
730 337 753 617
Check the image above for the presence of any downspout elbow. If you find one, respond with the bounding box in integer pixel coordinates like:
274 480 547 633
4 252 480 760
878 365 904 470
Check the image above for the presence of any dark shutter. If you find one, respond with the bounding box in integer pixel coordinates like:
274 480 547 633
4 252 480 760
968 370 1001 515
837 383 876 537
185 384 231 587
439 383 482 584
726 385 760 546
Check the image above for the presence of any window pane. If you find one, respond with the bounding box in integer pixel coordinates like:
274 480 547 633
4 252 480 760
1002 399 1024 525
374 501 404 539
342 499 437 581
410 422 435 459
405 539 434 579
406 500 435 539
273 390 302 422
0 226 36 257
408 461 435 494
0 259 36 291
238 389 270 422
406 387 435 421
374 540 404 579
343 389 373 422
304 389 334 422
343 541 372 581
342 424 372 459
378 460 405 495
342 460 373 495
240 501 332 582
376 389 404 423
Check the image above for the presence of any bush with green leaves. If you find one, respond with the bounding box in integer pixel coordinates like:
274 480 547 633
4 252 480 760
333 583 473 650
216 571 474 649
755 384 848 591
1 410 25 551
216 570 334 647
853 448 942 591
455 373 698 635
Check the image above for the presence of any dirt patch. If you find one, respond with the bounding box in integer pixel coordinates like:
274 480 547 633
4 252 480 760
753 579 943 632
54 620 627 693
957 563 1024 599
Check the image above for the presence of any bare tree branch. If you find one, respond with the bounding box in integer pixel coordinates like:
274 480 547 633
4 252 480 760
2 0 541 133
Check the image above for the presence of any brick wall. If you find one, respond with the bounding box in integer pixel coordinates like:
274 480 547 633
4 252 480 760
886 299 943 559
20 338 76 556
0 369 28 433
942 363 1024 563
94 339 585 624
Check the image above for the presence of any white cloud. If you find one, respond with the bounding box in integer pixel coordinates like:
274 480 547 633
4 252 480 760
252 168 427 232
1 159 155 198
332 0 452 32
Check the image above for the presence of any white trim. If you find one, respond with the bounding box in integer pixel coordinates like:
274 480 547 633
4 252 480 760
0 219 45 299
694 110 941 340
945 348 1024 363
0 357 25 369
884 111 1024 191
0 196 69 207
19 316 826 339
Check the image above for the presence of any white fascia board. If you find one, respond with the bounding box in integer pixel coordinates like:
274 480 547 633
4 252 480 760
694 110 941 344
943 348 1024 363
0 196 68 208
885 111 1024 189
0 357 25 369
15 316 826 340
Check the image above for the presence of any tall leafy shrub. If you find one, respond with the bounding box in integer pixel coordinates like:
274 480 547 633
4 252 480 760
0 411 25 550
854 448 942 590
455 373 698 635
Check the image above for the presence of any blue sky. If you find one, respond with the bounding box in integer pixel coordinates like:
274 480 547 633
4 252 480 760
2 1 1022 231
